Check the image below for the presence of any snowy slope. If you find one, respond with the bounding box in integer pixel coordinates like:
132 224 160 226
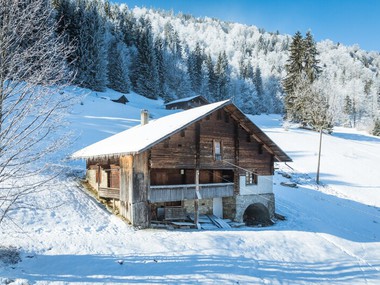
1 89 379 284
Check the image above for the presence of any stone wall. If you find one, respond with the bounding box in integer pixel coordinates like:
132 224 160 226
183 198 213 215
234 193 275 222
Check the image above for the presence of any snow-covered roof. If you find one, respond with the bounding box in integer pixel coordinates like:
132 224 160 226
72 99 291 162
164 95 208 106
72 100 230 159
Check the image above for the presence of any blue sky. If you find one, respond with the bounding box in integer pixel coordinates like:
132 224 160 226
112 0 380 52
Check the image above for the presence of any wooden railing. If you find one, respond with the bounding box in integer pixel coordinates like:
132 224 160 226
97 183 235 202
149 183 234 203
98 187 120 199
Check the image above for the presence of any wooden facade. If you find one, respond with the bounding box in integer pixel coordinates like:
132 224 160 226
80 101 291 228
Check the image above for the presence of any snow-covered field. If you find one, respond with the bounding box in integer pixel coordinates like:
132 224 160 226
1 89 379 284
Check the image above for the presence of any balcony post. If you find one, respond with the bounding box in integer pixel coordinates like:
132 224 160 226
194 169 200 228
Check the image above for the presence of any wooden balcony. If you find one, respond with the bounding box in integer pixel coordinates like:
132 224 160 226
97 183 235 202
98 187 120 199
149 183 234 203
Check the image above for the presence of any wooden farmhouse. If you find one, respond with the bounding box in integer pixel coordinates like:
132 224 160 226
72 100 291 228
165 95 209 110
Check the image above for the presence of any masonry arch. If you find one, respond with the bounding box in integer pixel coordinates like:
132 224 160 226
243 203 273 226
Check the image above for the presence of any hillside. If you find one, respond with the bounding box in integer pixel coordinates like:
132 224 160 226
53 0 380 128
1 89 379 284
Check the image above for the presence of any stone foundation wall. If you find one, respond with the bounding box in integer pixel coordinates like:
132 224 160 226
234 193 275 222
183 198 213 215
222 197 237 220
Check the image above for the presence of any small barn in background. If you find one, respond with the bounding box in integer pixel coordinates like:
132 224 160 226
165 95 209 110
111 95 129 105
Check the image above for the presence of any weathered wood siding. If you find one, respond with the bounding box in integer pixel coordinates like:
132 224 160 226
149 183 234 203
150 169 234 185
98 187 120 199
119 155 133 219
86 158 120 190
237 125 273 175
150 108 274 175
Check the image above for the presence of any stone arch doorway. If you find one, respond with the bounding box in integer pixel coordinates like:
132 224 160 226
243 203 273 226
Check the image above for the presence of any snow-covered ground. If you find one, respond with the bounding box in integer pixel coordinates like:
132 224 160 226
1 89 379 284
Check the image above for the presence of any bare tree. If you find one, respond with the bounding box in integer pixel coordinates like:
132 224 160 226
0 0 74 225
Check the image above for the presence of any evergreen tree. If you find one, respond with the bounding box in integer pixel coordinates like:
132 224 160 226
163 22 182 57
200 60 211 100
205 54 217 101
283 31 323 124
303 31 321 83
188 42 204 94
107 39 130 93
77 0 107 91
132 18 159 99
52 0 78 65
154 37 167 100
283 31 304 118
105 3 130 93
214 51 230 101
253 66 265 113
119 8 137 47
239 79 258 115
373 118 380 136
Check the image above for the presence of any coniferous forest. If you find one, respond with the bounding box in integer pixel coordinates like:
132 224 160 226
52 0 380 131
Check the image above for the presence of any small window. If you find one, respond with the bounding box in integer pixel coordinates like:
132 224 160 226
245 171 257 185
180 129 185 137
213 140 222 161
164 139 169 148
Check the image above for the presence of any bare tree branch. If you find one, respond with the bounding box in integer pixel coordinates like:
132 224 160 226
0 0 75 225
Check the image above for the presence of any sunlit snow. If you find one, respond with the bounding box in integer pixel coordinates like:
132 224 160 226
1 88 379 285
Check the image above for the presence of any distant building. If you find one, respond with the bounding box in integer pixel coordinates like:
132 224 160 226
72 100 291 228
165 95 209 110
111 95 129 105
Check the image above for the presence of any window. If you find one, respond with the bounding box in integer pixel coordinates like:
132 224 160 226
245 171 257 185
213 140 222 161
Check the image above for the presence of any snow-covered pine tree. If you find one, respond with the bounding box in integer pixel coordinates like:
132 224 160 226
106 3 130 93
188 42 205 94
205 54 217 101
78 0 107 91
283 31 323 125
373 118 380 136
200 60 211 101
303 31 321 83
154 37 167 100
107 39 130 93
283 31 305 121
253 66 265 113
132 17 159 99
214 51 230 101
